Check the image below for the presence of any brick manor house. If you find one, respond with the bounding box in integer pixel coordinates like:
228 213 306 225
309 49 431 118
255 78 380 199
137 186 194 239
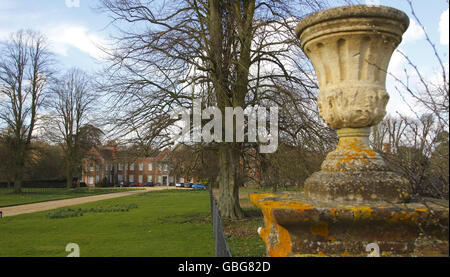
81 144 197 187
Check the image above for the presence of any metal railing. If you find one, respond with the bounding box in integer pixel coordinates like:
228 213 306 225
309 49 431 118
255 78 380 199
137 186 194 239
209 187 232 257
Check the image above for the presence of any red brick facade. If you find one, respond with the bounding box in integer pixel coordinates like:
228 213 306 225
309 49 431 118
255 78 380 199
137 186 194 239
81 146 197 187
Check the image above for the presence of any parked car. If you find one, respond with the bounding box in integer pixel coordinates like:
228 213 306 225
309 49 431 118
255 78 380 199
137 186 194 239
128 182 137 187
192 184 207 190
184 183 193 188
79 182 87 188
137 182 144 187
144 182 154 187
118 181 128 187
175 183 184 187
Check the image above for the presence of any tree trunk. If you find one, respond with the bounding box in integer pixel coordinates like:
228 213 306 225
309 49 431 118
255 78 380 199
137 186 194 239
66 161 73 189
13 160 24 194
218 143 244 219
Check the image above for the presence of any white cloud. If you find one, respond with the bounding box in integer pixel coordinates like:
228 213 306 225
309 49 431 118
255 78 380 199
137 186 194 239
47 25 108 60
403 19 426 43
439 8 449 45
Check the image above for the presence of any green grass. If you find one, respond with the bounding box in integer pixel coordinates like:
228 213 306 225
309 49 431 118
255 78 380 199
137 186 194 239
0 190 214 257
223 208 266 257
0 187 139 207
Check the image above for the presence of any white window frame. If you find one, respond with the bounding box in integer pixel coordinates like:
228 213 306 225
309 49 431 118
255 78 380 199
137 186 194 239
148 163 152 171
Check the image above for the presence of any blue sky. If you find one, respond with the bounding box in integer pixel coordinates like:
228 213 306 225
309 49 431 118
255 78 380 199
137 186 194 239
0 0 448 117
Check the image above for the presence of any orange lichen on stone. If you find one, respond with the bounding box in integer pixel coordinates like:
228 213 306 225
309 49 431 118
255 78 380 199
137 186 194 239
330 208 337 216
249 194 318 257
385 210 420 224
340 205 374 220
335 137 378 165
310 222 329 237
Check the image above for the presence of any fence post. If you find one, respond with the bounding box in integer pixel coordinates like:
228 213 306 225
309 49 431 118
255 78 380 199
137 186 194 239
209 186 232 257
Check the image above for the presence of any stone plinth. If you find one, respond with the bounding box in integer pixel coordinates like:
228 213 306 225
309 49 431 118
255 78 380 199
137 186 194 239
250 192 449 257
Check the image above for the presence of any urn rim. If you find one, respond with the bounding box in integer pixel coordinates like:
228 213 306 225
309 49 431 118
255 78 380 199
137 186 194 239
296 5 410 40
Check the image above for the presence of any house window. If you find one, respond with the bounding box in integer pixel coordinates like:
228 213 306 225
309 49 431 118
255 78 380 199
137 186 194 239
118 174 123 182
139 162 143 171
139 175 143 183
158 176 162 183
148 163 152 171
163 164 168 171
179 177 184 183
130 163 134 170
129 174 134 182
158 164 162 171
96 175 100 183
96 164 99 171
118 163 123 170
88 176 94 185
147 175 152 182
89 163 94 171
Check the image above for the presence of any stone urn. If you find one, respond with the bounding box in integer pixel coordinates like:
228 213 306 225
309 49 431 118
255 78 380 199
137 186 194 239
249 5 449 257
296 5 412 203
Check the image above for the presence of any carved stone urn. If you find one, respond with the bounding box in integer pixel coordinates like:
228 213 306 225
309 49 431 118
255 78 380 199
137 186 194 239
296 5 412 203
249 5 449 257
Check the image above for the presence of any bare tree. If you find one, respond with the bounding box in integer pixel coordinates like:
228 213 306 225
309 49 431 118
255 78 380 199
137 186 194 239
43 68 96 189
97 0 357 218
0 30 53 193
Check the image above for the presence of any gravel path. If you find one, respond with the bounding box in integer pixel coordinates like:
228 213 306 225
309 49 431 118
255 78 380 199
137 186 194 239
0 187 178 218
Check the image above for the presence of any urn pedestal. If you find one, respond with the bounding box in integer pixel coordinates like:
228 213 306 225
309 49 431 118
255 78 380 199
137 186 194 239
250 5 449 257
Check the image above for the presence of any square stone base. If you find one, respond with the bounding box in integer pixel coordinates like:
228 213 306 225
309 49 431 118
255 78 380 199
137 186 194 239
250 192 449 257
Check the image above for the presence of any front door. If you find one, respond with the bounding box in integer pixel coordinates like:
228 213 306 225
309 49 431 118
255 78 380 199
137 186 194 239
162 176 168 186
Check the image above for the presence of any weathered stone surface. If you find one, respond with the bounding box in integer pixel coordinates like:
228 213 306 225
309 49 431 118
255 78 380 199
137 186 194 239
250 192 449 257
296 5 409 129
296 5 412 202
304 171 411 203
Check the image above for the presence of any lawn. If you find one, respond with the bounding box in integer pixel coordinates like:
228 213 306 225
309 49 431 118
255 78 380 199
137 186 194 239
0 187 139 207
0 190 214 257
